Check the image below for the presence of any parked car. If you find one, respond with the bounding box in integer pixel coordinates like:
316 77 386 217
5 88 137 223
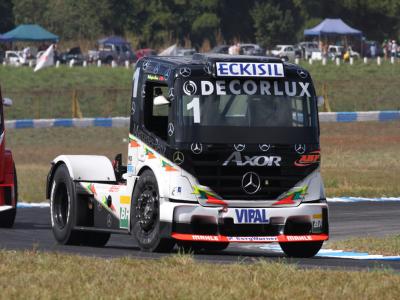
298 42 319 59
271 45 297 61
239 43 265 56
4 51 27 66
89 37 136 64
328 45 345 59
57 47 85 65
209 45 230 54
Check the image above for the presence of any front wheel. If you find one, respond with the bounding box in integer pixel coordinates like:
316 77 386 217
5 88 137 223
280 241 323 258
131 169 175 252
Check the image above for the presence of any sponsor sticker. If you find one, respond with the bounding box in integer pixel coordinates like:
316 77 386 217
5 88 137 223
119 207 130 229
234 209 269 224
294 151 320 167
171 186 182 196
147 74 165 81
120 196 131 205
216 62 284 77
182 79 311 97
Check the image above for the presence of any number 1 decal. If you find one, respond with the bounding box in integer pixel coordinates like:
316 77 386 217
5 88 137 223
132 67 140 98
186 97 200 123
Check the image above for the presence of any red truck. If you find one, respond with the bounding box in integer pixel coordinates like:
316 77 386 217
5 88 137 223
0 86 17 228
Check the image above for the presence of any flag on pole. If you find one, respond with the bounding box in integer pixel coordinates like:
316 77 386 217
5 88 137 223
34 44 54 72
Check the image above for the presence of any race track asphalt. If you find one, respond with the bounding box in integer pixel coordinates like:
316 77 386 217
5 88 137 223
1 202 400 271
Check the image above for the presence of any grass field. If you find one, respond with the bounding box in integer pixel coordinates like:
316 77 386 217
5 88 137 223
0 250 399 299
328 235 400 256
1 61 400 119
6 121 399 202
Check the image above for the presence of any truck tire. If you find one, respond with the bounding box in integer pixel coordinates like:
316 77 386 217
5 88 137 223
279 241 323 258
0 165 18 228
50 164 82 245
131 169 175 252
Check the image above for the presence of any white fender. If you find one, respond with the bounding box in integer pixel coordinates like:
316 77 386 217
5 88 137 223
53 155 116 181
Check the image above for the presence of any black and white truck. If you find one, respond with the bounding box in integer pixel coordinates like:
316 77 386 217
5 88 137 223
46 54 329 257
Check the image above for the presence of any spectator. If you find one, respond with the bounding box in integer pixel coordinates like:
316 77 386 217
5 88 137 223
370 43 376 58
382 40 388 60
391 40 397 57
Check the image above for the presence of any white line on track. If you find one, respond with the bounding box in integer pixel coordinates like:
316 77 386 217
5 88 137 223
258 244 400 261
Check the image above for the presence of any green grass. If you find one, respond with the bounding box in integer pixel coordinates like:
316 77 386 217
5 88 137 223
6 121 400 202
0 250 399 299
1 61 400 119
327 235 400 256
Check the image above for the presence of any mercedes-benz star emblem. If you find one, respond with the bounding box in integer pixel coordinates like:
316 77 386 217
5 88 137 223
297 69 308 78
168 88 175 99
242 172 261 195
168 123 174 136
234 144 246 152
294 144 306 154
191 142 203 154
107 214 112 227
259 144 270 152
173 151 184 165
180 67 191 77
142 60 149 70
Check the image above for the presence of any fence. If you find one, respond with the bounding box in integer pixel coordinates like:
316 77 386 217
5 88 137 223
4 88 131 119
5 111 399 129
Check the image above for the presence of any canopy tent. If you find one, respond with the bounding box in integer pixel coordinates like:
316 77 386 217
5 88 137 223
97 36 129 45
1 24 59 42
304 18 362 36
0 34 11 42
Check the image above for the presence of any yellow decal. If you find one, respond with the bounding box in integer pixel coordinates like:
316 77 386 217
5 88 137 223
120 196 131 205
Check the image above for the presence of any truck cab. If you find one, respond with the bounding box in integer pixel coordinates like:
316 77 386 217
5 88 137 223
47 54 328 257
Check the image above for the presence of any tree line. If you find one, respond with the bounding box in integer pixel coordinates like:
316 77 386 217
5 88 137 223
1 0 400 49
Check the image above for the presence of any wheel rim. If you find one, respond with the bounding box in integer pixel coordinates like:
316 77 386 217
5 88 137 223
53 182 69 229
136 185 158 232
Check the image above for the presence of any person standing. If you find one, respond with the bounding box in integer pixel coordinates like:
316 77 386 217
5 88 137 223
391 40 397 57
382 40 388 60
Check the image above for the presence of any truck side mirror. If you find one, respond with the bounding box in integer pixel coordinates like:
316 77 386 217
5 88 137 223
3 98 13 107
317 96 324 107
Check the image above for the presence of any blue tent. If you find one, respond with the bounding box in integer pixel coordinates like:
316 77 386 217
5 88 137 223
304 18 362 36
97 36 129 45
1 24 59 42
0 34 11 42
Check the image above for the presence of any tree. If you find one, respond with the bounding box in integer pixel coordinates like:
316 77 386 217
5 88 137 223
0 0 14 33
251 1 296 48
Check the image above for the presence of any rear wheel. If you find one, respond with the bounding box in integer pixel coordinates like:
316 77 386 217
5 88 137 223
51 164 110 246
50 164 81 245
280 241 323 258
131 169 175 252
0 166 18 228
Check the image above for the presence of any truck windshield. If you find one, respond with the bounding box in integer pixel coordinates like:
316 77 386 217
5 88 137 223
180 94 314 128
174 78 318 144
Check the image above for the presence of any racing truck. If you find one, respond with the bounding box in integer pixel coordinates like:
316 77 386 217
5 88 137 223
46 54 329 257
0 87 17 228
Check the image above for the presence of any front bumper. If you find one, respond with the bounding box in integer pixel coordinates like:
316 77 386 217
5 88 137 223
162 200 329 243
